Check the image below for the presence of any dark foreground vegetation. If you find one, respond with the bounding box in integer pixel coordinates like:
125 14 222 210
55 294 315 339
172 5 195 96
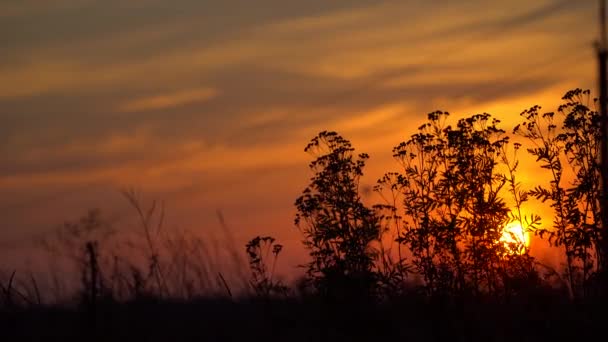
2 294 607 341
2 89 608 341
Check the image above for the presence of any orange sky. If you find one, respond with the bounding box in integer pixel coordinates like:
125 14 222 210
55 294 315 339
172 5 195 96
0 0 600 276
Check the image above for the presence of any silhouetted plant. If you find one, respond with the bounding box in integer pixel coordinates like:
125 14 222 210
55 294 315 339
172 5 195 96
499 142 543 255
0 270 43 309
449 113 515 296
122 189 169 298
497 142 544 299
373 173 412 298
376 111 541 298
515 88 601 298
245 236 288 297
41 209 114 261
34 191 249 303
295 131 381 299
81 241 101 307
117 193 249 299
37 209 115 303
0 270 17 309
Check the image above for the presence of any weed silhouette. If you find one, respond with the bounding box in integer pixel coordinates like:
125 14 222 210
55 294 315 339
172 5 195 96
295 131 381 301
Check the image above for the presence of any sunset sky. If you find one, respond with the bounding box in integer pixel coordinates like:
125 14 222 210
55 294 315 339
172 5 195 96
0 0 600 273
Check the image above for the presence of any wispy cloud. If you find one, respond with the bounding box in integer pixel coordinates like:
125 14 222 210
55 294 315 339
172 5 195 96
118 87 218 112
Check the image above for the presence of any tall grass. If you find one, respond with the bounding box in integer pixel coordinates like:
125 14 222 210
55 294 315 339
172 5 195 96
0 190 255 311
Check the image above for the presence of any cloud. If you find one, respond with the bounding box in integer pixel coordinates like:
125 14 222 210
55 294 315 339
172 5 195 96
0 0 592 101
0 0 96 18
118 87 218 113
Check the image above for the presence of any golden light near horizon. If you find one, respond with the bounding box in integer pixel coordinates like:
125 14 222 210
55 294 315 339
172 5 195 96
499 221 531 255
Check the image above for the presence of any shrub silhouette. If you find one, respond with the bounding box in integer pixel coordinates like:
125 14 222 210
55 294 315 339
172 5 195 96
515 88 601 298
295 131 381 300
376 111 541 298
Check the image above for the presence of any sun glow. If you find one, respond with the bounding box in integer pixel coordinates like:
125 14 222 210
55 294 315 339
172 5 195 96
499 222 530 255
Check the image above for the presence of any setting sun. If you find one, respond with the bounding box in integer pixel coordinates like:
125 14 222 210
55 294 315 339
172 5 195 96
499 222 530 255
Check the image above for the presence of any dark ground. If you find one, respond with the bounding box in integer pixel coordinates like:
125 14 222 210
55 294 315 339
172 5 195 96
2 292 606 342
